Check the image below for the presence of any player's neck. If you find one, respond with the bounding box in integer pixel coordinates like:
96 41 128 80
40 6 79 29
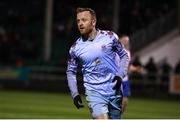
83 28 97 41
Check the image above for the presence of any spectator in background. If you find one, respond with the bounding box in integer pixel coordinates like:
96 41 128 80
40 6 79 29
130 55 144 80
159 58 172 92
131 55 143 69
175 59 180 74
160 58 172 83
15 58 29 82
130 56 144 73
145 57 158 82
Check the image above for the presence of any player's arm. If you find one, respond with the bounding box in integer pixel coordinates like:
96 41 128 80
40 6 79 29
129 64 143 73
66 47 84 109
122 79 130 97
111 33 129 92
113 34 129 80
122 78 130 112
122 96 129 113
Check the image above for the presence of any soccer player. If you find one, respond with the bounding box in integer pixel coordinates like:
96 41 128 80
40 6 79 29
117 35 143 113
115 35 130 113
66 7 129 119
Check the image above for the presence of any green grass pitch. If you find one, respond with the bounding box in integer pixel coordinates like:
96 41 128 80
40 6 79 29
0 89 180 119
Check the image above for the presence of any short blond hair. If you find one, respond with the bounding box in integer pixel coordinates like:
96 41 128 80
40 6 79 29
76 7 96 21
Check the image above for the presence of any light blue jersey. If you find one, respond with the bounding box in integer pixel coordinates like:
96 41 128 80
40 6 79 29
67 30 129 98
116 50 131 97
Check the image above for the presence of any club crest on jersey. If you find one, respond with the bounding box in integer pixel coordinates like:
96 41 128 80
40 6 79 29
101 44 106 51
95 58 100 64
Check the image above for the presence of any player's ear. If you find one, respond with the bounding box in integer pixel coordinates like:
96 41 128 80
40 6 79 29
92 19 96 27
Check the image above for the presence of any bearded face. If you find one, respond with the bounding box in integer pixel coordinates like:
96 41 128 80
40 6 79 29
76 11 96 36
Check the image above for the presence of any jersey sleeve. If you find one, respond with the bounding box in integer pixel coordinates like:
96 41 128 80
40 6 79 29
122 80 131 97
112 33 129 80
66 46 79 98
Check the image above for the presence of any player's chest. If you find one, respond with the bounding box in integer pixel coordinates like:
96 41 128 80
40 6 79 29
76 39 112 62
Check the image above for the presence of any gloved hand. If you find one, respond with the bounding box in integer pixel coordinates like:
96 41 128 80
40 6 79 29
73 95 84 109
112 76 122 91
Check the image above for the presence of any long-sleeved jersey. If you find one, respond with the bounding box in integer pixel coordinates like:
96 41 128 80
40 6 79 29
66 30 129 98
116 50 131 97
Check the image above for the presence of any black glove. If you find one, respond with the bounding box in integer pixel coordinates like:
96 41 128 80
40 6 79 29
113 76 122 91
73 95 84 109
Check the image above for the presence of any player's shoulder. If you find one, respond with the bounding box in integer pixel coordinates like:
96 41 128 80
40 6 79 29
71 37 81 47
99 29 119 39
70 37 84 53
69 38 79 51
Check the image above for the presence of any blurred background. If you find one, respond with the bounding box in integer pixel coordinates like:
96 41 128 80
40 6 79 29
0 0 180 119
